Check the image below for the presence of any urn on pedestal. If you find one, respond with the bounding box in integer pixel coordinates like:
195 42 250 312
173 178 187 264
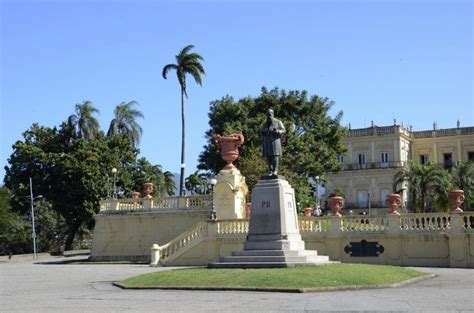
143 183 154 199
448 190 465 213
131 191 141 200
386 193 401 215
329 196 344 217
214 132 244 170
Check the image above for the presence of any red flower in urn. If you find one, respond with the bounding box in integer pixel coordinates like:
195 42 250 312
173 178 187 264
214 132 245 170
329 196 344 217
448 189 464 213
386 193 401 215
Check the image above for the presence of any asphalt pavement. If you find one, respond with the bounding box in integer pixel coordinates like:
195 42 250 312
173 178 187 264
1 256 473 313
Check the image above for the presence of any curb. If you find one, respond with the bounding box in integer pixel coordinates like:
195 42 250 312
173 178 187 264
113 273 436 293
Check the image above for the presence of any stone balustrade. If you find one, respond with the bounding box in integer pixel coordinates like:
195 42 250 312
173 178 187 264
98 195 212 213
209 212 473 236
159 221 209 260
216 219 249 234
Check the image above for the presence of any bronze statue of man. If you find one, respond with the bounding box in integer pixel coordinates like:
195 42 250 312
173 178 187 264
261 109 286 177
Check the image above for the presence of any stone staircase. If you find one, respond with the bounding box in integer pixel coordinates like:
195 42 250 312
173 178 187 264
209 249 331 268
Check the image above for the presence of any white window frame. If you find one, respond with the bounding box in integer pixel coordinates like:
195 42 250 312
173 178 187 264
380 189 391 207
358 154 367 169
380 152 389 167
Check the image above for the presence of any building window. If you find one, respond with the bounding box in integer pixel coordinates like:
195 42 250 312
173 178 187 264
420 154 429 165
443 153 453 169
358 190 368 208
358 154 367 169
337 154 344 163
380 189 391 207
468 152 474 162
380 152 389 167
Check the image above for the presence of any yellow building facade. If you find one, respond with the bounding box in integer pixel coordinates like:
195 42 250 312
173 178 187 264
325 124 474 213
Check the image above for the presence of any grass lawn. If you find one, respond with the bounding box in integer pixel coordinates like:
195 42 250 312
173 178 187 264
117 264 429 291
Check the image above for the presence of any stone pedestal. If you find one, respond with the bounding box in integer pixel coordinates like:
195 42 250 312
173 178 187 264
214 168 248 220
244 178 304 251
209 178 332 268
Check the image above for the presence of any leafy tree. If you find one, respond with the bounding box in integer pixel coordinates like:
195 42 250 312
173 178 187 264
4 125 137 250
451 161 474 211
107 101 144 146
393 161 452 212
198 87 347 210
67 101 100 140
163 44 206 196
0 188 31 256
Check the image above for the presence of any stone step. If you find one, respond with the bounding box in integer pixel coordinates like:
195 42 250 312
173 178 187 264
208 260 333 269
220 256 318 263
231 250 319 257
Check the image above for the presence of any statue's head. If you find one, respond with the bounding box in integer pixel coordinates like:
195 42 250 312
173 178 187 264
267 109 274 118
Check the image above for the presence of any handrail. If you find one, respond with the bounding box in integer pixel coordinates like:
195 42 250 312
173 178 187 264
159 221 209 263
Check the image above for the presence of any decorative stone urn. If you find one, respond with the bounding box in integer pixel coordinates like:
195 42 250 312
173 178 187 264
448 190 465 213
131 191 141 200
214 132 245 170
304 207 313 217
386 193 401 215
143 183 154 199
329 196 344 217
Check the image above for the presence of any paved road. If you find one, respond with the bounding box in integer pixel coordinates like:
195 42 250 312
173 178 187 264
1 257 473 312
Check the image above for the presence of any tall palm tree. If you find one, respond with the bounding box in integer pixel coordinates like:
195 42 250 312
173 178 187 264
131 158 176 197
107 101 144 146
161 171 176 196
393 161 452 212
162 44 205 196
185 170 208 195
67 101 100 140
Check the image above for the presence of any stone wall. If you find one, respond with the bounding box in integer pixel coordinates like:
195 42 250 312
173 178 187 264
91 211 474 268
90 210 210 261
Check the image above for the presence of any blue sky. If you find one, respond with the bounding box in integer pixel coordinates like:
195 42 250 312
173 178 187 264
1 0 473 181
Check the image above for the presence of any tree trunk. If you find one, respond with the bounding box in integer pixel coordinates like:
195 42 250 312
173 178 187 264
179 86 186 196
64 222 81 251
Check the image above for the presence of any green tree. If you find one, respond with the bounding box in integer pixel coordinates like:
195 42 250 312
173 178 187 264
162 44 206 196
4 124 138 250
0 188 31 256
107 101 144 146
129 158 176 196
198 87 347 210
67 101 100 140
393 161 452 213
451 161 474 211
185 171 209 195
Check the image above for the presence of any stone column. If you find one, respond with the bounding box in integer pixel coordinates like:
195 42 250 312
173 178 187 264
110 199 119 211
214 168 248 220
448 214 469 267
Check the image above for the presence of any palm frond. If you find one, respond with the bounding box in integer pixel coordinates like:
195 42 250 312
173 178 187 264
178 44 195 57
162 64 178 79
